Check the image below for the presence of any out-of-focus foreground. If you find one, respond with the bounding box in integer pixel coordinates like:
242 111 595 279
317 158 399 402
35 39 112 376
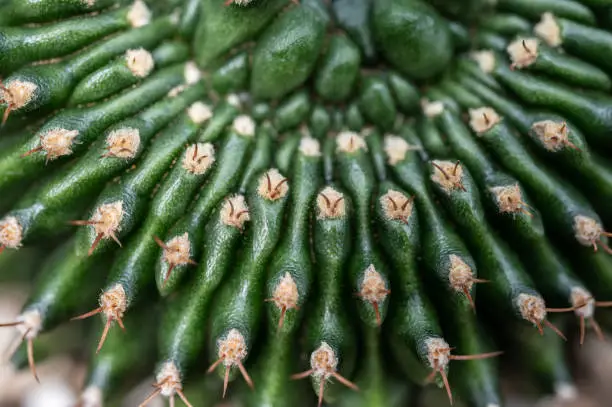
2 283 612 407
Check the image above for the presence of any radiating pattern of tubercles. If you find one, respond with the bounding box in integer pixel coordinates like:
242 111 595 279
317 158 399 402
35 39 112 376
1 1 612 407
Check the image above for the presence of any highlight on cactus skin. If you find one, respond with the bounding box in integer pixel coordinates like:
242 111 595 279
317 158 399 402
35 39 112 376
0 0 612 406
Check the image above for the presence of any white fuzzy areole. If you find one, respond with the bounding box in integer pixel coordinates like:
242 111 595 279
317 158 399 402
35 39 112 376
383 135 418 166
517 293 546 325
425 337 451 370
183 143 215 175
184 61 201 84
16 309 42 340
554 383 578 401
125 48 154 78
271 272 299 311
163 233 193 267
490 184 525 214
316 186 345 219
257 168 289 201
336 131 367 153
1 80 37 110
380 189 413 222
187 101 213 124
573 215 604 247
81 0 96 7
233 115 256 137
231 0 255 5
310 342 338 379
571 287 594 319
91 201 124 240
167 84 187 97
507 38 539 69
226 93 241 108
31 57 62 66
100 284 127 321
530 120 572 151
298 137 321 157
221 195 250 229
39 128 79 160
359 265 389 304
105 127 140 159
448 255 474 293
156 361 183 397
80 386 102 407
471 50 496 74
430 160 464 193
217 329 248 367
421 98 445 118
535 12 562 47
127 0 151 27
469 107 501 134
0 216 23 249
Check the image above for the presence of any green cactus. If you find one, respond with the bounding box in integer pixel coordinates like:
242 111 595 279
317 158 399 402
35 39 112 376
1 1 612 407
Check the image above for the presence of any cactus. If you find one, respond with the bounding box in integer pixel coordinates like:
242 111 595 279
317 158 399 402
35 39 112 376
1 1 612 407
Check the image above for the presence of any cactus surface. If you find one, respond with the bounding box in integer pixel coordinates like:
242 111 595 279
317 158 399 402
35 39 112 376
1 1 612 407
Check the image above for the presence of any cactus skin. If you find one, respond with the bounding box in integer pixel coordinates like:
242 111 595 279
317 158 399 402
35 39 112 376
1 2 612 407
